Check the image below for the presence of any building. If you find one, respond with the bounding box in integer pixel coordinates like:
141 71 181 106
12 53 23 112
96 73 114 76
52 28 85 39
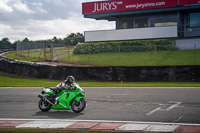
82 0 200 49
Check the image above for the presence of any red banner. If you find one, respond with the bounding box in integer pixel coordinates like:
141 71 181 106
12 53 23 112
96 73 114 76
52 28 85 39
179 0 200 6
82 0 177 14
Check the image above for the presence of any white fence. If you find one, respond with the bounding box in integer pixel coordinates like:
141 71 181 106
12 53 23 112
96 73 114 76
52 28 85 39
85 26 177 42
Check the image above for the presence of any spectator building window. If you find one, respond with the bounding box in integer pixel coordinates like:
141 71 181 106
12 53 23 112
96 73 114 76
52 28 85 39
120 14 177 29
135 17 148 28
187 12 200 27
121 18 133 29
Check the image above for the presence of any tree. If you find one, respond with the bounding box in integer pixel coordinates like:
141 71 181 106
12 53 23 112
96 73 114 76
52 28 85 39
52 36 57 43
0 38 11 49
22 38 29 42
76 33 84 43
51 36 64 45
64 33 84 46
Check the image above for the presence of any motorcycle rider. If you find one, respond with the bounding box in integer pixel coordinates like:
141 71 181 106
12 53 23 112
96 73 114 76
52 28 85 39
55 75 76 93
53 75 76 105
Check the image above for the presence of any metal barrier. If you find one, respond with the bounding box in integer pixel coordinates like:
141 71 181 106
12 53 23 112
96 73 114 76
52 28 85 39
16 42 72 62
15 42 200 66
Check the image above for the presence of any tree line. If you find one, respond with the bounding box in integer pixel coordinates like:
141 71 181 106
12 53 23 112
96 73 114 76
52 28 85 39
0 33 84 50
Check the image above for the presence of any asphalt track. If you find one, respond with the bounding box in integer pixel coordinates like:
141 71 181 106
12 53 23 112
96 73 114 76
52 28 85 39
0 87 200 124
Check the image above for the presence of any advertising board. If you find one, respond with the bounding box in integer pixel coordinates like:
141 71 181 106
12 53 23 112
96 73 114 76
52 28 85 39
178 0 200 6
82 0 200 14
82 0 177 14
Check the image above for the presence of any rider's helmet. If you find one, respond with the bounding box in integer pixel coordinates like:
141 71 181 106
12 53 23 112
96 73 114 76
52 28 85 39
65 75 75 85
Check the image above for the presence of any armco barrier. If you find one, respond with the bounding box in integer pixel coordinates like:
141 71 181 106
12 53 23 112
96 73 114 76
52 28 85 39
0 56 200 82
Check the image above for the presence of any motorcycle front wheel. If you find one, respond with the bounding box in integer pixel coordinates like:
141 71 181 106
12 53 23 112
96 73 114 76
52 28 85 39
38 99 51 112
71 98 86 113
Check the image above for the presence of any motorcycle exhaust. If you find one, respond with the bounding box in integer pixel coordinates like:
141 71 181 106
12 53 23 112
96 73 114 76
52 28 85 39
38 94 56 107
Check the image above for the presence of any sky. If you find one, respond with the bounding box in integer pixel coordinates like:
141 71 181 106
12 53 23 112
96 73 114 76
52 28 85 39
0 0 114 42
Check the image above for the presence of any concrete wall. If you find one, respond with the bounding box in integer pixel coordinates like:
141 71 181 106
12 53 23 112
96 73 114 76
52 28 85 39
0 57 200 82
85 26 177 42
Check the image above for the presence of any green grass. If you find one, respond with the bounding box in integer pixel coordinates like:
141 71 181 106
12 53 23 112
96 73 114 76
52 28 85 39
5 49 200 66
59 49 200 66
4 47 73 62
0 75 59 87
20 47 72 60
5 52 39 62
0 74 200 87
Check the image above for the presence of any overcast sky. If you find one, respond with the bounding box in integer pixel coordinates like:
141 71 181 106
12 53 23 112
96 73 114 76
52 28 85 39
0 0 114 42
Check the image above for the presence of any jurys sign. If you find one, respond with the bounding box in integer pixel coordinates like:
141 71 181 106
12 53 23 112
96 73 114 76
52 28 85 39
82 0 200 14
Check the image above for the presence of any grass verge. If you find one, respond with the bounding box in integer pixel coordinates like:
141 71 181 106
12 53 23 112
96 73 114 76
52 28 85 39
4 47 74 62
4 52 39 62
0 74 59 87
59 50 200 66
5 49 200 66
0 73 200 87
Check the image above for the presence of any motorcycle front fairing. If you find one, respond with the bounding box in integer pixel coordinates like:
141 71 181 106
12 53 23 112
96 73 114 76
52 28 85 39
72 83 85 102
51 84 85 110
51 91 78 110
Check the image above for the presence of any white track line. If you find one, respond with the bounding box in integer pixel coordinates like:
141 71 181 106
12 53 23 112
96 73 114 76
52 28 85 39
1 118 200 126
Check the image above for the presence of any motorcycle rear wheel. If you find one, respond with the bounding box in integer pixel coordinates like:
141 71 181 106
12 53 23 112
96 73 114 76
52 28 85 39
71 98 86 113
38 99 51 112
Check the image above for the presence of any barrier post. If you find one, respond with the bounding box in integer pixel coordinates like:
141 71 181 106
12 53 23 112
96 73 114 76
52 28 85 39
68 45 70 62
88 46 90 64
51 43 54 62
118 45 120 66
16 41 19 56
28 49 30 58
43 44 46 61
35 43 37 52
154 45 157 66
194 44 196 65
20 42 22 56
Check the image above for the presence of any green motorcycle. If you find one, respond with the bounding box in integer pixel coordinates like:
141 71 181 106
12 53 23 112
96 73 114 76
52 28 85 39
38 83 86 113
